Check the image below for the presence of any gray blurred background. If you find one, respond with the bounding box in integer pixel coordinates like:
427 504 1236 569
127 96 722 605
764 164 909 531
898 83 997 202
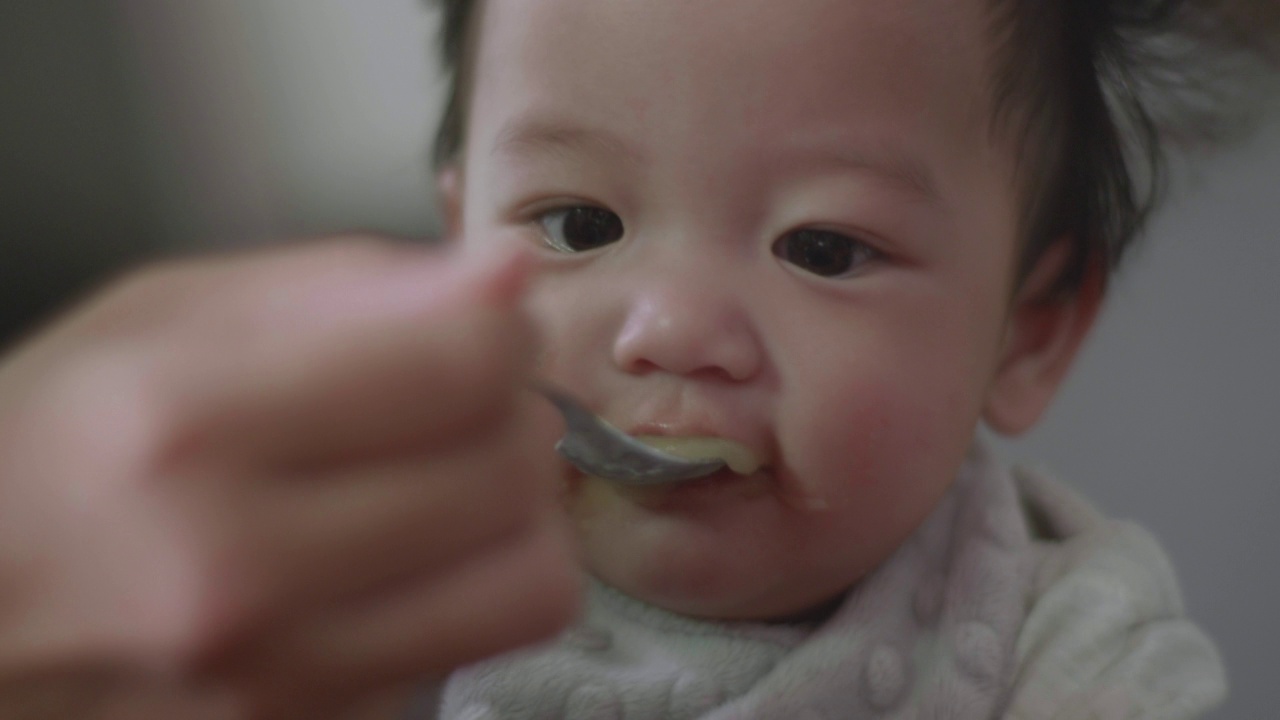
1 1 1276 716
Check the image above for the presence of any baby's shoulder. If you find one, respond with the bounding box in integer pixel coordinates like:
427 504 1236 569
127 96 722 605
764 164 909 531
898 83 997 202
1004 467 1227 720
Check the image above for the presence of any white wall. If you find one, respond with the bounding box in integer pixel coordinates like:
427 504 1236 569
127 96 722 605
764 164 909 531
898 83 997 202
232 0 443 237
121 0 442 244
122 2 1280 716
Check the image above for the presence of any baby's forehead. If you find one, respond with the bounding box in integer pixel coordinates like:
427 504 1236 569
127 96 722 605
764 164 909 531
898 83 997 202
469 0 1009 197
478 2 994 126
476 0 994 76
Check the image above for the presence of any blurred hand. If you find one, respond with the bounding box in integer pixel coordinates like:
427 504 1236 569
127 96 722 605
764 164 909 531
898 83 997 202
0 237 581 719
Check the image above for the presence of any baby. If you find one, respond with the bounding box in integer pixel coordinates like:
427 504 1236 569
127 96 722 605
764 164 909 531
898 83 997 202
412 0 1267 717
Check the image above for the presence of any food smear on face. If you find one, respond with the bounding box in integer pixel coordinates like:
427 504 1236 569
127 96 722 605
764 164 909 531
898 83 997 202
636 436 761 475
785 474 831 512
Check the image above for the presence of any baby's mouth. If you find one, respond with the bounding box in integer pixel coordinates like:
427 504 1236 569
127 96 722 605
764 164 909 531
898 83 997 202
568 431 828 511
635 436 829 511
634 435 764 476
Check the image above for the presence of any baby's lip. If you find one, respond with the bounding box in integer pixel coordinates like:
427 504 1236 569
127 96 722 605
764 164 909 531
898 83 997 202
624 421 775 470
622 421 827 510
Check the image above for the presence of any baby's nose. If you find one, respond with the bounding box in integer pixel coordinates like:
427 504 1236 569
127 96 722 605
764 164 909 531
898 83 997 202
611 280 762 382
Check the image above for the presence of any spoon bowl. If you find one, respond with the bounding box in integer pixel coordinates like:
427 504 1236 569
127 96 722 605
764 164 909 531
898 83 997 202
537 385 726 485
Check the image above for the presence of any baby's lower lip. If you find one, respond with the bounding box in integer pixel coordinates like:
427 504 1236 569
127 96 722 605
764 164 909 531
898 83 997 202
634 435 765 476
621 467 772 508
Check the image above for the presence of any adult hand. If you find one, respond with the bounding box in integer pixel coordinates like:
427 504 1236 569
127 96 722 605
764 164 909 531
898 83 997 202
0 237 580 719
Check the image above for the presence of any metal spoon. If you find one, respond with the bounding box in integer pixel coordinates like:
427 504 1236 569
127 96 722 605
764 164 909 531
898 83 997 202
537 385 725 485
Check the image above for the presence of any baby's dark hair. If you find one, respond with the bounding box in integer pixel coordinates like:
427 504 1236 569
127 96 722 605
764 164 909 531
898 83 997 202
428 0 1276 295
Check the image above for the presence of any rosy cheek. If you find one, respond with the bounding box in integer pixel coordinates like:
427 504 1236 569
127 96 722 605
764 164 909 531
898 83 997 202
787 381 893 483
527 288 574 373
788 359 960 504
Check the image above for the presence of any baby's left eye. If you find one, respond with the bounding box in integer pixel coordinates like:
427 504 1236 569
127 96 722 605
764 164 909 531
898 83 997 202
772 229 879 278
536 206 625 253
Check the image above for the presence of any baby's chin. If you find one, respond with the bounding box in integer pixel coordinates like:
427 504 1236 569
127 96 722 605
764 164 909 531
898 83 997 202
588 550 853 622
570 478 859 621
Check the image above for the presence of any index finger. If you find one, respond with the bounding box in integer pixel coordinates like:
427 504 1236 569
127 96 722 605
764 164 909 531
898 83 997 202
165 244 542 470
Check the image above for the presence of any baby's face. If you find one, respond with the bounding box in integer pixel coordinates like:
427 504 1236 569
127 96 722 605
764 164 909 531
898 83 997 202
456 0 1026 619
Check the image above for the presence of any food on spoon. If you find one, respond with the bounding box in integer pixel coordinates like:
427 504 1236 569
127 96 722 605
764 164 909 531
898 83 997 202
636 435 830 510
636 436 762 475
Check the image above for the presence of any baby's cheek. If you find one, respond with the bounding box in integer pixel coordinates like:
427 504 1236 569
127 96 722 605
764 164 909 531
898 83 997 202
788 375 953 507
787 379 886 483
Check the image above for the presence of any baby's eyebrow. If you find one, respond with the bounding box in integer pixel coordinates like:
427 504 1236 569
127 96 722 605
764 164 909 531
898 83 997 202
832 152 938 204
774 137 943 206
493 117 941 206
493 119 643 165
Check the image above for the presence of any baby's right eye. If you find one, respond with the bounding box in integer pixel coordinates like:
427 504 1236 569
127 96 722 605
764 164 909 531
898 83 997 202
536 206 625 253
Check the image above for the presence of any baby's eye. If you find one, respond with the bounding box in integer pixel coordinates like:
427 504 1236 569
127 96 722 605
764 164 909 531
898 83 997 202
771 229 879 278
536 206 625 253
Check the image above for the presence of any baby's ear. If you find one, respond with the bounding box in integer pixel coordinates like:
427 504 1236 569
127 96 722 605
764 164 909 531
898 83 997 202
436 164 464 240
983 238 1105 435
